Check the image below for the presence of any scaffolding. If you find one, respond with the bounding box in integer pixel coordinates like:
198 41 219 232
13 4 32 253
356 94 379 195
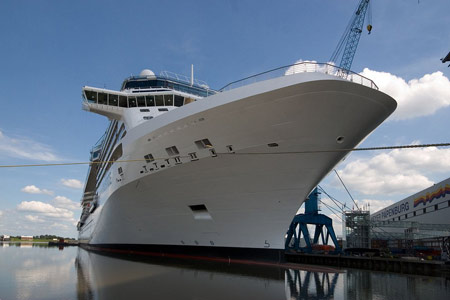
344 210 371 248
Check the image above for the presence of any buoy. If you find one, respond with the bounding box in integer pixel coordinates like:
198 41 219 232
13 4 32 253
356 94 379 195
367 24 373 34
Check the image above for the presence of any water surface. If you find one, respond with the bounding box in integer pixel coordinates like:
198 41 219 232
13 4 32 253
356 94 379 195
1 242 449 300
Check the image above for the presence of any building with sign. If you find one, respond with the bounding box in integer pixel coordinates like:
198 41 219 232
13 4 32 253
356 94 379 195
370 177 450 255
371 177 450 225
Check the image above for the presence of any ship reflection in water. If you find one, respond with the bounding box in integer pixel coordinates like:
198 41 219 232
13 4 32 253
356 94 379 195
1 244 449 299
75 248 450 300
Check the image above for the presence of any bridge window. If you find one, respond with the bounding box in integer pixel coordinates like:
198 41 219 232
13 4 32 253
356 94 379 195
119 96 128 107
98 93 107 105
146 95 155 106
109 94 118 106
137 96 146 107
85 91 97 103
128 97 137 107
164 94 174 106
155 95 164 106
174 95 184 107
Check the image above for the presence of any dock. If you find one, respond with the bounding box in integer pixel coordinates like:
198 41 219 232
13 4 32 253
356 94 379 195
285 252 450 277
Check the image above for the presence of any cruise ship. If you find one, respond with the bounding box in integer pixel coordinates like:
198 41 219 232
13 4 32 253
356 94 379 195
78 62 396 261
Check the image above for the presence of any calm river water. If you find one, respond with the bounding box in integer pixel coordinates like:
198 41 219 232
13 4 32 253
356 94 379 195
1 242 449 300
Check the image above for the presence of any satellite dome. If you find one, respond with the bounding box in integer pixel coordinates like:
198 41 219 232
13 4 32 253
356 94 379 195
140 69 156 77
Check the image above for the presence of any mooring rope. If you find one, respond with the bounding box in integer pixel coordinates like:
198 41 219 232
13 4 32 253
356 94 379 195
0 142 449 168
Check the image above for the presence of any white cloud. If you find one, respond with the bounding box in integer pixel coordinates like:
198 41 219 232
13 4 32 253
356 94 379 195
60 179 83 189
17 201 74 219
25 215 45 223
50 223 69 230
21 185 54 196
0 130 61 162
52 196 80 211
285 60 336 75
354 199 395 214
360 69 450 120
337 145 450 196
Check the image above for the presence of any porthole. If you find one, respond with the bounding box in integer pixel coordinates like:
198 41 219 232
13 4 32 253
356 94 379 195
336 136 345 144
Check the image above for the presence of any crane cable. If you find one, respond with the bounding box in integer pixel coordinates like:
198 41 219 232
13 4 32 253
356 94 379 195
317 185 346 213
319 200 344 222
367 0 373 34
334 169 360 210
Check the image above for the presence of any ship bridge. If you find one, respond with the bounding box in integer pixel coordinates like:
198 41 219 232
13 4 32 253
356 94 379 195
82 69 216 125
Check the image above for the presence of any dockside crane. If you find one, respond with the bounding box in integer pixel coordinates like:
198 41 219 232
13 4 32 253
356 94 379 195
329 0 372 73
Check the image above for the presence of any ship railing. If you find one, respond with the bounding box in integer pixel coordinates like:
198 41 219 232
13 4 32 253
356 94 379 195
219 62 379 92
159 70 210 88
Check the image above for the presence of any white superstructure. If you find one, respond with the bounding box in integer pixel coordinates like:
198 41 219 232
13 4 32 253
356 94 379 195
77 62 396 259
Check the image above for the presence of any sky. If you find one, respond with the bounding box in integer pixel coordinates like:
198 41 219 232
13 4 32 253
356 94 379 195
0 0 449 238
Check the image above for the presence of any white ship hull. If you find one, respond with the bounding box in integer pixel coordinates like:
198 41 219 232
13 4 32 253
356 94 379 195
79 71 396 259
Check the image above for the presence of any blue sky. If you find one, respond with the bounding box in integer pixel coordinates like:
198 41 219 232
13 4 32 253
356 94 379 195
0 0 449 238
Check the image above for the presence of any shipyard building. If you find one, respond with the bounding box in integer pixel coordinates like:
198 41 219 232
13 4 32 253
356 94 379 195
369 177 450 256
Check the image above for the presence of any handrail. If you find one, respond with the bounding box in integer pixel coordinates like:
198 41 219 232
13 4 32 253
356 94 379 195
219 62 378 91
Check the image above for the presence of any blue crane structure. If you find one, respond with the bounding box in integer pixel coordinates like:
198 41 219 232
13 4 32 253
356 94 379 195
285 188 341 254
329 0 372 73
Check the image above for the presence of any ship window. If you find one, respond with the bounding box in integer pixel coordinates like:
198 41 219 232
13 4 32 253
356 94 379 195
85 90 97 103
435 204 438 211
110 144 123 162
158 108 168 112
155 95 164 106
143 116 153 120
144 154 154 163
189 204 212 220
189 152 198 161
184 98 195 105
413 211 416 216
109 94 119 106
137 96 146 107
423 208 426 214
174 156 181 164
119 96 128 107
146 95 155 106
189 204 207 212
195 139 213 149
128 97 137 107
98 92 107 105
174 95 184 107
140 109 150 112
166 146 179 156
268 143 279 147
164 94 174 106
